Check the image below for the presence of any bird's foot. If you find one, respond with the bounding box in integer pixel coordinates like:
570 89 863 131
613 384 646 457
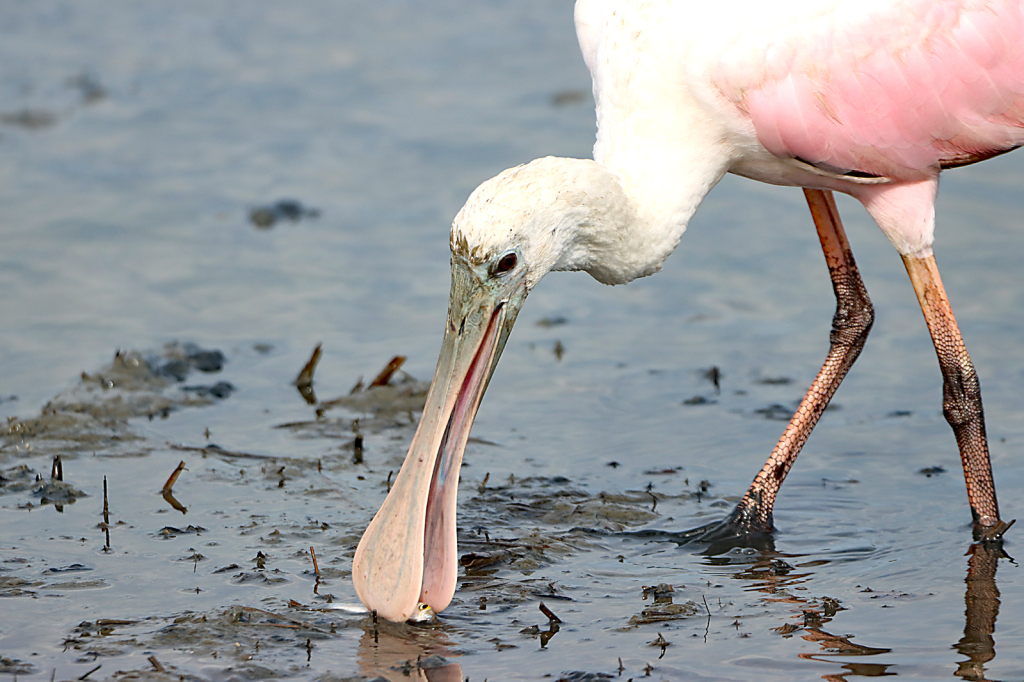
973 518 1015 544
673 511 775 554
625 500 775 554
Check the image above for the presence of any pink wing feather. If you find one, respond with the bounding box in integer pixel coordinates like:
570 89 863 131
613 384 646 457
717 0 1024 178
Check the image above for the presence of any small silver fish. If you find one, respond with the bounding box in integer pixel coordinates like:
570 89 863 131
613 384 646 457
319 601 437 624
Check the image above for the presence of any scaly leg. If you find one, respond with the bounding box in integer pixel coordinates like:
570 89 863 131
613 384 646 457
902 254 1011 541
687 189 873 542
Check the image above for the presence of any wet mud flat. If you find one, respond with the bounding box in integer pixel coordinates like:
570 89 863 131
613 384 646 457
1 1 1023 680
2 346 1022 682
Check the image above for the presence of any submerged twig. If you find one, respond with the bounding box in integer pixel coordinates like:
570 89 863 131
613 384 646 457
237 606 330 634
238 622 303 630
170 443 278 460
78 665 101 681
459 538 527 548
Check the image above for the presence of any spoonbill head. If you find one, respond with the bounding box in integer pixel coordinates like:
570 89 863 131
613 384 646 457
352 157 648 622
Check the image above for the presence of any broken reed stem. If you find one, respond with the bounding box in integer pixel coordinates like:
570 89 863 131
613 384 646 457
294 343 323 387
539 601 562 623
51 455 63 481
102 476 110 524
703 594 711 643
294 344 322 405
352 420 363 465
368 356 406 387
163 460 187 493
147 656 165 673
102 476 112 551
309 546 320 576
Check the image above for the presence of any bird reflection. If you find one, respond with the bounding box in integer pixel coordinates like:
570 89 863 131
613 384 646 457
356 619 463 682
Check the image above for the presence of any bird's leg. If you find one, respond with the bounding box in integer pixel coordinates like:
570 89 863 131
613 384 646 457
729 189 875 530
902 253 1011 541
684 189 873 544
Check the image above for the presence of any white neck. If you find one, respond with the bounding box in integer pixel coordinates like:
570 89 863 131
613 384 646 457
552 143 729 285
589 107 736 281
574 0 743 280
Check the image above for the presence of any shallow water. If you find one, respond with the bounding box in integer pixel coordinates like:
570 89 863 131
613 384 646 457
1 2 1023 681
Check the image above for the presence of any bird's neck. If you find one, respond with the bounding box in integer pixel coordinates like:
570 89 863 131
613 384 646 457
551 147 729 285
577 52 740 282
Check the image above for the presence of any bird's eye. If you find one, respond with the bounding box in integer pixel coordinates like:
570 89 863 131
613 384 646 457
493 252 517 275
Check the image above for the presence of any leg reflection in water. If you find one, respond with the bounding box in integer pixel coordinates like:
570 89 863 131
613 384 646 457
796 542 1011 682
954 542 1009 682
717 539 1011 681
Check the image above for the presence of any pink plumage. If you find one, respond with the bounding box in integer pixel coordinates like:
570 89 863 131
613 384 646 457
721 0 1024 178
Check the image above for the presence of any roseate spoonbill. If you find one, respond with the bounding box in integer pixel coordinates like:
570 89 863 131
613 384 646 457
354 0 1023 621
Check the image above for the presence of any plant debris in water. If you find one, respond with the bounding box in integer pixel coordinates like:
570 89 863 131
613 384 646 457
249 199 320 228
0 345 1016 681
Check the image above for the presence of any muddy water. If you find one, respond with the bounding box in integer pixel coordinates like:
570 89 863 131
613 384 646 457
1 2 1023 681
